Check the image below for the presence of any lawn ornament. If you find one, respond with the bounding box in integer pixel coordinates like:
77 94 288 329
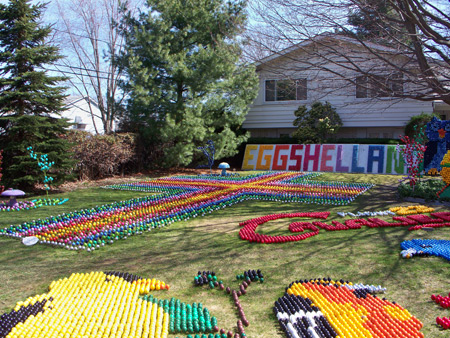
197 140 215 174
27 146 54 197
1 188 25 207
218 162 230 176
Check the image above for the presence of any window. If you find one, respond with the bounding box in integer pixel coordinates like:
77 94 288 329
265 79 307 101
356 73 403 98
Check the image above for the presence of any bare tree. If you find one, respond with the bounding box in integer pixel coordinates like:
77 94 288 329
247 0 450 105
242 24 287 62
54 0 142 134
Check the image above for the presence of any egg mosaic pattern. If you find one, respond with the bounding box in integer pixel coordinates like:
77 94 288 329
401 239 450 262
431 292 450 329
0 172 373 251
0 271 223 338
275 278 423 338
389 205 435 215
0 198 69 212
438 149 450 197
239 211 450 244
192 269 265 338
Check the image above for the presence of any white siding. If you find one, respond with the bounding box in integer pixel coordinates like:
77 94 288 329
245 99 433 128
244 41 435 137
62 97 113 134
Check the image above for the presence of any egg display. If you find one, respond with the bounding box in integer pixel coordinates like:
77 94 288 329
239 211 450 244
0 198 69 212
431 292 450 329
401 239 450 262
274 278 423 338
389 205 435 215
192 269 266 337
0 172 373 251
0 271 222 338
438 149 450 198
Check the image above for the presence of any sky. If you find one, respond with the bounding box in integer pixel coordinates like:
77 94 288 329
0 0 268 100
0 0 148 25
0 0 259 27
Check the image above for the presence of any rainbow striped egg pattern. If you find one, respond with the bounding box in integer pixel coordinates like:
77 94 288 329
0 172 373 251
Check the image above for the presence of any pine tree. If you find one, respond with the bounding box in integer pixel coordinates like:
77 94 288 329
347 1 402 43
0 0 75 190
118 0 258 167
292 102 342 144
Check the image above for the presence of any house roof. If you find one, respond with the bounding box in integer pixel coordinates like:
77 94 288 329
254 33 405 68
63 95 103 121
64 95 99 109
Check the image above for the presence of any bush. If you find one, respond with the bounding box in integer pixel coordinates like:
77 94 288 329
292 102 342 144
68 131 137 180
246 137 298 144
398 179 449 201
244 137 398 145
330 138 398 145
404 112 438 143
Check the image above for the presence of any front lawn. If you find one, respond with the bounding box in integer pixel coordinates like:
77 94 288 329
0 172 448 337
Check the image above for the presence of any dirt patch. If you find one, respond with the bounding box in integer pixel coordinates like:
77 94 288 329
373 184 400 204
57 168 216 192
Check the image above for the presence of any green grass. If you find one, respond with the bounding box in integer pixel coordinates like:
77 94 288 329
0 172 449 337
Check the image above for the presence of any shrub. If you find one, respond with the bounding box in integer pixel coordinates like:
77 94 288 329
292 102 342 144
331 138 398 145
68 131 137 180
404 112 439 143
246 137 298 145
398 179 449 201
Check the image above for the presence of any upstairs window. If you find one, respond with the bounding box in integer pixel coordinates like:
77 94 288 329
265 79 307 101
356 73 403 98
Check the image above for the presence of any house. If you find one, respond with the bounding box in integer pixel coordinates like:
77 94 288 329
62 96 111 134
243 34 446 139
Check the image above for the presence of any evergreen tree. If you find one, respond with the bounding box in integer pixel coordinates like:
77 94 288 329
347 1 401 43
118 0 258 167
292 102 342 144
0 0 74 190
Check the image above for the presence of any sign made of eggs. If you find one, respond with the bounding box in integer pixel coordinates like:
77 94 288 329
0 172 373 251
239 211 450 244
0 271 222 338
275 278 423 338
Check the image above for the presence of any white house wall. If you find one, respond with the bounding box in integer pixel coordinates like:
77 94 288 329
244 42 434 138
62 97 109 134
